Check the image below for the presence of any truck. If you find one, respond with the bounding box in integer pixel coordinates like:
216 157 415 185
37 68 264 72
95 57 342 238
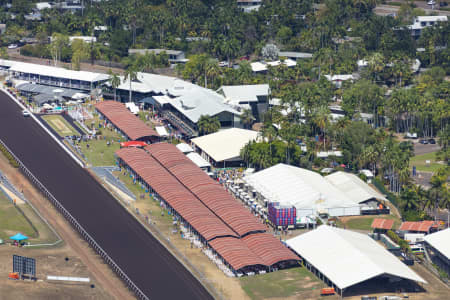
404 233 425 245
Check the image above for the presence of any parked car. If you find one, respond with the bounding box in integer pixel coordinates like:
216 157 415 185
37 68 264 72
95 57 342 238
218 61 228 67
428 138 436 144
440 2 449 6
22 109 30 117
7 44 18 49
427 0 436 5
418 139 428 144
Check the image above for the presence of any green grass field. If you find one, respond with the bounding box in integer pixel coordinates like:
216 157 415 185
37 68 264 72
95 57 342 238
337 214 401 231
409 151 444 173
240 267 325 300
42 114 80 137
0 191 36 241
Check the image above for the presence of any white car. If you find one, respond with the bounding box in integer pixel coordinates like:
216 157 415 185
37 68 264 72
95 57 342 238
428 0 436 5
8 44 18 49
218 61 228 67
22 109 30 117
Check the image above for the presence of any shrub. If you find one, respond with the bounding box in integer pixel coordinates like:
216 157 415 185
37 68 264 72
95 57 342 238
0 143 19 168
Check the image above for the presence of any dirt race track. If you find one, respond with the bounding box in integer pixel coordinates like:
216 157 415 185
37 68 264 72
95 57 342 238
0 91 212 300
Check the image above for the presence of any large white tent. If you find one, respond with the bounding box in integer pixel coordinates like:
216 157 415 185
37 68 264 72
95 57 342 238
244 164 360 217
424 228 450 260
191 128 259 164
325 171 387 203
287 226 426 293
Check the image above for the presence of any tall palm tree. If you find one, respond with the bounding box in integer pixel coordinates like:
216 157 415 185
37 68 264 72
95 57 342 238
197 115 220 136
240 109 255 129
124 64 139 102
204 58 220 88
108 69 121 101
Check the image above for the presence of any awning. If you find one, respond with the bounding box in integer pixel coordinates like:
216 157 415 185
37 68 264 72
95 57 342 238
10 233 28 241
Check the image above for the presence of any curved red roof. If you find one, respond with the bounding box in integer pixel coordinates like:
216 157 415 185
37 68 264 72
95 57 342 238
96 101 158 140
116 147 237 241
209 237 264 271
242 233 300 266
399 221 437 232
145 143 267 236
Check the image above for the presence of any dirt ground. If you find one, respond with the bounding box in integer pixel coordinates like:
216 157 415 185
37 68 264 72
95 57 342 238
0 154 134 300
0 244 109 300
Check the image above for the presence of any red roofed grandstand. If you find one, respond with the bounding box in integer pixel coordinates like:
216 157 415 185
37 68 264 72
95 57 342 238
399 221 438 233
115 144 300 275
242 233 299 267
371 218 394 230
95 101 158 141
145 143 267 237
116 147 237 241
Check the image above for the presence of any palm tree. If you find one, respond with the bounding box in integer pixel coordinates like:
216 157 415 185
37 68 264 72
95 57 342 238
197 115 220 136
204 58 220 88
367 52 385 83
240 109 255 129
108 69 121 101
124 64 139 102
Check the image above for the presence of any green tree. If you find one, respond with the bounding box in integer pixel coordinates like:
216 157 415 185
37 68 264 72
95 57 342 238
240 109 255 130
108 69 121 101
197 115 220 136
124 63 139 102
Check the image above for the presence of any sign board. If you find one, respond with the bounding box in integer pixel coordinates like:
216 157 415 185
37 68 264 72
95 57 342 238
13 255 36 276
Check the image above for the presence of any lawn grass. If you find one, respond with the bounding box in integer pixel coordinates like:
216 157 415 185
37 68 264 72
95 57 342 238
409 151 444 173
0 191 36 241
42 114 80 137
239 267 324 300
341 214 401 231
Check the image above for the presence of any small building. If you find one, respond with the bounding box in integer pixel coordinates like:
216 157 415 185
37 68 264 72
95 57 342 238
399 221 438 235
324 74 354 88
424 228 450 277
371 218 394 234
69 36 97 44
218 84 270 121
237 0 262 12
191 128 259 167
16 82 89 106
36 2 52 10
408 16 448 37
128 49 187 63
250 59 296 73
287 225 426 297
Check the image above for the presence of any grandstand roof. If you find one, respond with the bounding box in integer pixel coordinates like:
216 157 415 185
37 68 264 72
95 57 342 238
8 61 109 82
371 218 394 230
115 147 237 241
95 101 158 140
287 226 426 290
145 143 267 236
242 233 299 266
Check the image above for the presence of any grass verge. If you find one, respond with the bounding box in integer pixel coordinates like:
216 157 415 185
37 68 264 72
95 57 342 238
239 267 324 300
409 151 443 173
338 214 402 231
0 191 36 241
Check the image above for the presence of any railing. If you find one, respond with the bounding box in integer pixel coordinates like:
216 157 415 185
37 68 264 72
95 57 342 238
0 138 149 300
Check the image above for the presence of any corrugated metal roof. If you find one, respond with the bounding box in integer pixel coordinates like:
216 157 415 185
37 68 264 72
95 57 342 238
242 233 299 266
371 218 394 230
399 221 437 233
115 147 237 241
209 237 264 271
96 101 158 140
424 228 450 260
145 143 267 236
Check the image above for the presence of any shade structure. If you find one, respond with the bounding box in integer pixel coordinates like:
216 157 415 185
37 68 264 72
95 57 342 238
287 226 426 290
424 228 450 260
10 233 28 241
371 218 394 230
399 221 438 233
95 101 158 140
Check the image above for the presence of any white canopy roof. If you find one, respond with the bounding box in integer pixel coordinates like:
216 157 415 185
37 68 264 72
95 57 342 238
245 164 356 210
287 226 426 289
176 143 193 153
155 126 169 137
325 171 387 203
186 152 211 169
9 61 109 82
191 128 259 162
424 228 450 260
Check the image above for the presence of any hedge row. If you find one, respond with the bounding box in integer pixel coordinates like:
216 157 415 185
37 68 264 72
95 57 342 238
0 143 19 168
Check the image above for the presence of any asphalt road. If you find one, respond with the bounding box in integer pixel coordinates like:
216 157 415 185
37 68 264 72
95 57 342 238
0 91 212 300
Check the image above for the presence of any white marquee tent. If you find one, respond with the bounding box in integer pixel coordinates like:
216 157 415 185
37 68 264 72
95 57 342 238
287 226 426 294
